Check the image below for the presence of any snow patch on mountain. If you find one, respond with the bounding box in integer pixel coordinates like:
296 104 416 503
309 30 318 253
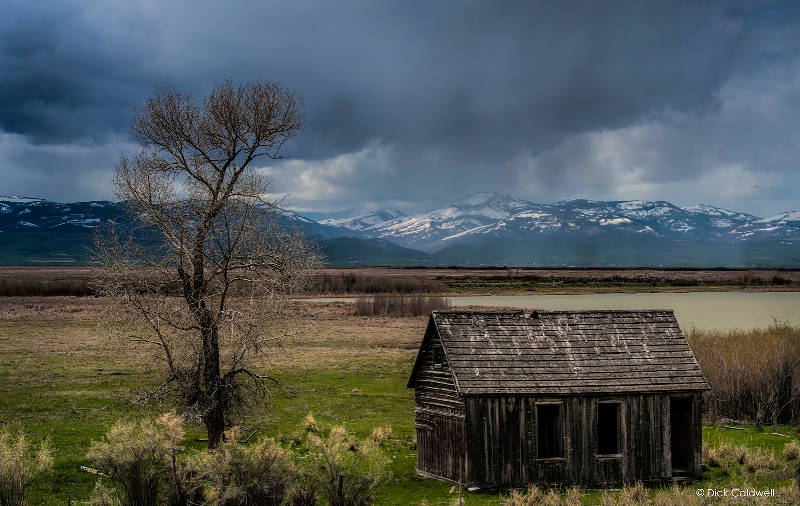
684 204 740 217
0 196 45 203
65 218 102 227
600 217 632 226
321 209 406 231
757 211 800 224
711 219 734 228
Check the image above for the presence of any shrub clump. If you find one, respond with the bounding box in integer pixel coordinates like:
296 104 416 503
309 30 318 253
87 414 391 506
307 274 444 295
687 322 800 424
86 412 185 506
705 442 747 468
784 441 800 461
296 425 389 506
188 427 293 506
353 295 451 317
0 430 53 506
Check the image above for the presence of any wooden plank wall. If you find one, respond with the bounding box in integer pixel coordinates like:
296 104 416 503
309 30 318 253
413 335 463 411
415 404 466 483
462 393 702 486
414 334 467 482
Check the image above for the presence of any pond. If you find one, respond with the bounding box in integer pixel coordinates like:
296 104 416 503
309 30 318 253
309 291 800 330
446 292 800 330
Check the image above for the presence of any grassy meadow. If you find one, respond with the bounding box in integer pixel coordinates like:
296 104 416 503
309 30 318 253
2 268 800 504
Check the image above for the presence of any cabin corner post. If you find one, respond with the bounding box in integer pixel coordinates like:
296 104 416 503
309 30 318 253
693 393 704 480
662 393 672 480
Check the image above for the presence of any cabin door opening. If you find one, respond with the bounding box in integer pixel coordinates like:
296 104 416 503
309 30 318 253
670 397 693 474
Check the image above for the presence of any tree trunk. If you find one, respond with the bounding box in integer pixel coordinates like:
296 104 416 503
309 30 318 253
204 391 226 449
202 319 225 449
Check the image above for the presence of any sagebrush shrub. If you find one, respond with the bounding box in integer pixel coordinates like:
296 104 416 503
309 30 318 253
369 426 392 446
87 482 118 506
744 447 780 473
302 425 389 506
189 427 294 506
86 412 184 506
304 414 319 433
617 482 649 506
563 487 582 506
706 442 747 470
784 441 800 461
0 430 53 506
503 489 527 506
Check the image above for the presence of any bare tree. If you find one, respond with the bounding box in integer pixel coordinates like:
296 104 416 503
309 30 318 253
96 80 319 448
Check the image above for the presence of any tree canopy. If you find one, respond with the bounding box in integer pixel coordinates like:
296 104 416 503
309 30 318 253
96 80 319 448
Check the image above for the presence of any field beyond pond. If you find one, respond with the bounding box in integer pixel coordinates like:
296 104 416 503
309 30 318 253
2 268 800 504
1 266 800 297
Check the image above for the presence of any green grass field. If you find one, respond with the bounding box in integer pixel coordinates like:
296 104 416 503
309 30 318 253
2 297 800 505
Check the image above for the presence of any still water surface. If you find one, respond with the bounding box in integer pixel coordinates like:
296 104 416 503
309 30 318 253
447 292 799 330
312 292 799 330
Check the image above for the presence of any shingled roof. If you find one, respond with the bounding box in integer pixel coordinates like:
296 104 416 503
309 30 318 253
408 310 709 395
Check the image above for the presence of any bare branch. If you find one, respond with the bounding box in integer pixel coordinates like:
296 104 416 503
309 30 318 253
96 80 320 448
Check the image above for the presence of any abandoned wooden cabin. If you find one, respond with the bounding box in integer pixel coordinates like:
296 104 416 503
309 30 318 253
407 310 709 487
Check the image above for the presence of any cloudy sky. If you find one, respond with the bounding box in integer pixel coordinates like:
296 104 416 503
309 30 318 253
2 1 799 219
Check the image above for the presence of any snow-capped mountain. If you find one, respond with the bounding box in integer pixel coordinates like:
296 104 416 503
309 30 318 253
0 196 120 230
343 191 800 252
0 196 352 239
754 211 800 225
320 209 406 231
1 192 798 266
360 191 540 250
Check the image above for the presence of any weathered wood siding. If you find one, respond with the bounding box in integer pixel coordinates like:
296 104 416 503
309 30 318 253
415 406 466 483
463 393 703 486
413 331 466 482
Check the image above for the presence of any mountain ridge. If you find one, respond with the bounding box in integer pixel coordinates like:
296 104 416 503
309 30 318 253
1 192 798 267
330 191 799 252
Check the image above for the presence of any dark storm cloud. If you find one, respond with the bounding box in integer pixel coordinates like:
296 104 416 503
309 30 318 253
0 2 159 144
292 1 747 162
1 0 798 215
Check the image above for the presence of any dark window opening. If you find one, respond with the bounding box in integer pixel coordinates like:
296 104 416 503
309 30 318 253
597 402 620 455
432 344 444 367
537 404 563 458
671 397 694 472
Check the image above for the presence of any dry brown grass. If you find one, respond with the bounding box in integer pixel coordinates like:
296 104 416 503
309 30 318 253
353 294 451 316
0 296 113 321
265 302 425 371
0 296 424 374
687 322 800 424
3 266 799 299
310 267 800 285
